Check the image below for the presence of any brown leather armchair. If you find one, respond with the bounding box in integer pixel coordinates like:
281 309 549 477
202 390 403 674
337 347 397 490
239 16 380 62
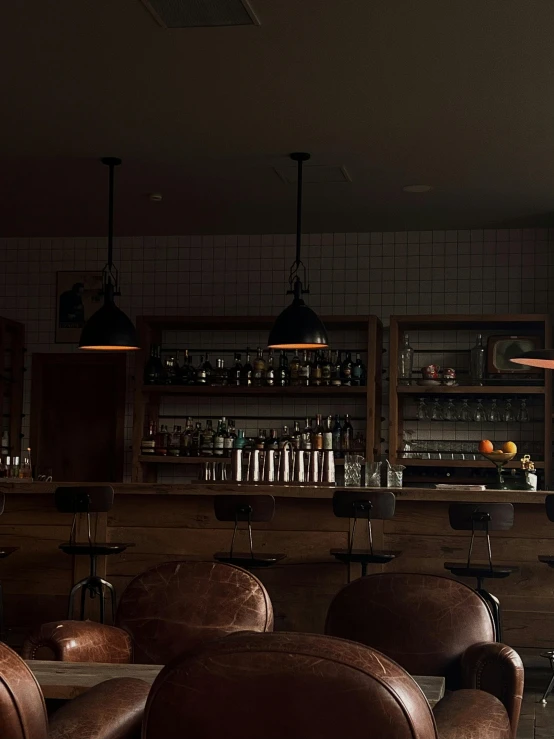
23 560 273 665
142 631 439 739
0 640 149 739
325 572 524 739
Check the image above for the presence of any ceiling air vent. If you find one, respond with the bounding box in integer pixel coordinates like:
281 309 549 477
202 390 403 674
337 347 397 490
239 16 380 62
273 164 352 185
141 0 260 28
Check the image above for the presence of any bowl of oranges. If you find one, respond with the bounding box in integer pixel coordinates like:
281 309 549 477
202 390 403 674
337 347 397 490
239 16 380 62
478 440 517 465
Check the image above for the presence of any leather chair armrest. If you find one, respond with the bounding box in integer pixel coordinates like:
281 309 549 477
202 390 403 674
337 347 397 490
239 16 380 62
433 689 512 739
22 620 133 663
461 641 524 737
48 677 150 739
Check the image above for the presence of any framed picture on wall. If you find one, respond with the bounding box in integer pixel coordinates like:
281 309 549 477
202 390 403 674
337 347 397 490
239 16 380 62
55 271 103 343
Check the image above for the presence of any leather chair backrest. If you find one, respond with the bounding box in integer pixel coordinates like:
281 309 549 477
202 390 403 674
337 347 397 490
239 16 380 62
143 632 438 739
116 560 274 664
0 642 48 739
325 572 495 687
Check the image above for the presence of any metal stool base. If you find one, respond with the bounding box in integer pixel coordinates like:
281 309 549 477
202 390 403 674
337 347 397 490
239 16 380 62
68 575 116 624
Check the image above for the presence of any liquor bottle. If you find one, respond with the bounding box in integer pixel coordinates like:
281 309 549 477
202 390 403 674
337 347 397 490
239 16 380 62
289 351 301 386
141 421 156 455
352 352 366 386
256 430 267 450
229 353 242 386
291 421 302 450
302 418 313 451
203 354 213 384
323 415 333 450
321 351 331 386
201 420 214 456
164 355 179 385
178 349 192 385
214 419 226 457
277 351 290 387
341 351 353 386
253 348 266 387
265 351 275 386
155 424 168 456
312 414 324 450
279 425 291 449
180 418 194 456
211 358 228 386
470 334 486 386
191 422 202 457
186 354 196 385
311 352 322 387
332 414 342 455
226 419 237 456
299 350 311 386
240 351 253 386
331 351 342 387
168 425 181 456
341 414 354 454
234 429 246 450
144 344 163 384
196 355 207 385
265 429 279 450
398 333 414 386
19 448 32 479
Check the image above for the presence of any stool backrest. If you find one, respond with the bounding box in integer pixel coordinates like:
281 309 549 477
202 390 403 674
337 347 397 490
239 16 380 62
214 494 275 522
545 495 554 522
0 641 48 739
325 572 495 688
448 503 514 531
54 486 114 513
116 560 274 665
143 632 437 739
332 490 395 520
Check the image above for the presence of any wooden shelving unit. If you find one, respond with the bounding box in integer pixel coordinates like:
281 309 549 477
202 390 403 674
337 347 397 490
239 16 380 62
132 315 382 482
0 317 25 461
389 314 553 488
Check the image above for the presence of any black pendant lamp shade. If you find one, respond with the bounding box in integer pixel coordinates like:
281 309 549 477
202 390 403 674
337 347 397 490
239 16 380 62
510 350 554 370
268 153 328 350
79 158 139 351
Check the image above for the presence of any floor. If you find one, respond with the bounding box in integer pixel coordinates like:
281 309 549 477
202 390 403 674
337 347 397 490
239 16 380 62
518 650 554 739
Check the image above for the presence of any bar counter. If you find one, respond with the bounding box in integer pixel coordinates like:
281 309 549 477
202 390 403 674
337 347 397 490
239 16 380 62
0 482 552 650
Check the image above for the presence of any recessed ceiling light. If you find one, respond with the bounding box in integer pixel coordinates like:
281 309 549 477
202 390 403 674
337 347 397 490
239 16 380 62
403 184 433 193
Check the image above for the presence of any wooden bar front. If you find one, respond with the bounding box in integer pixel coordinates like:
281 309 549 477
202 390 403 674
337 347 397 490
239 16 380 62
0 482 552 650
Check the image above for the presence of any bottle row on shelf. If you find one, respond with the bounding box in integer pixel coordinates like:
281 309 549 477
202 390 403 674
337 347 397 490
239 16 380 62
140 414 365 459
410 397 532 422
0 448 32 479
144 345 367 388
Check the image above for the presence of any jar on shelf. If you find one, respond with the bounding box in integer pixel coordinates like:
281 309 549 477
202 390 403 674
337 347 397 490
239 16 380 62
398 333 414 385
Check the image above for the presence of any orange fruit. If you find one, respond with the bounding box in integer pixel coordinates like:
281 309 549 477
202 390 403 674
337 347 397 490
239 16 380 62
502 441 517 454
479 440 494 454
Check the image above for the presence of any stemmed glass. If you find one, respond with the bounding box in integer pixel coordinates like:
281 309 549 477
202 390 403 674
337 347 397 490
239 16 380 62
457 399 472 422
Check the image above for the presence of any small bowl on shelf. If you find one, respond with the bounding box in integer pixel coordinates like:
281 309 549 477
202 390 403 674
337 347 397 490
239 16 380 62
479 451 516 465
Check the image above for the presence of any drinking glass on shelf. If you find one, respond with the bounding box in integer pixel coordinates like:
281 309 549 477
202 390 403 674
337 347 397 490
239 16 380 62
457 398 472 422
517 399 530 423
503 398 514 422
430 399 443 421
443 399 457 422
417 398 429 420
487 398 501 423
473 401 486 422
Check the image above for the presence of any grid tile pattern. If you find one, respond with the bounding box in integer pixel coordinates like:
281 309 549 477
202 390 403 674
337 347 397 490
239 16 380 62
0 229 551 481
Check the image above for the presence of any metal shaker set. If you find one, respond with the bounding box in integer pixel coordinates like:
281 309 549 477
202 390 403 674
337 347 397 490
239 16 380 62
231 443 335 484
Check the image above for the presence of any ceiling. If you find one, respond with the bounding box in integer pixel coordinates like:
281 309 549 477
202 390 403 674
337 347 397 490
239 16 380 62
2 0 554 236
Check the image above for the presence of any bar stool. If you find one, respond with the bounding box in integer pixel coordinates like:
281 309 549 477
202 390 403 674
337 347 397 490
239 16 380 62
56 486 133 623
213 495 285 569
0 493 18 639
444 502 517 642
330 490 401 583
536 494 554 703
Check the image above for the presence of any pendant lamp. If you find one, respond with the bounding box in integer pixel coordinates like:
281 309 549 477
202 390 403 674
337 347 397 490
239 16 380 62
267 152 329 350
79 158 140 351
510 351 554 370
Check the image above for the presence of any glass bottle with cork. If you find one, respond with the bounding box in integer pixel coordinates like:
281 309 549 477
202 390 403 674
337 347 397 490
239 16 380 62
253 348 266 387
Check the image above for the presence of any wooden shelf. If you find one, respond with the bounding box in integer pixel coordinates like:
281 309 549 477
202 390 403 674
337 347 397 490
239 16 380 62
400 458 545 469
141 385 367 397
138 455 346 465
397 385 545 395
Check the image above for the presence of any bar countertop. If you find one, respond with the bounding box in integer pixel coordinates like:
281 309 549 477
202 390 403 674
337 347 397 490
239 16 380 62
0 481 548 504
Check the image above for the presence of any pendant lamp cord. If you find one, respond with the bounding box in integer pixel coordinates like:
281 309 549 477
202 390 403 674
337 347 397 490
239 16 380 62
100 157 122 299
288 152 310 300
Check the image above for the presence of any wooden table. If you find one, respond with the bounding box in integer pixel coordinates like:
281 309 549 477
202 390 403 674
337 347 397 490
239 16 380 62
26 660 446 706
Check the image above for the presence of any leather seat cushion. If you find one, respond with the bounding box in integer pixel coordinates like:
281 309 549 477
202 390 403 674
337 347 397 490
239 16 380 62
433 689 511 739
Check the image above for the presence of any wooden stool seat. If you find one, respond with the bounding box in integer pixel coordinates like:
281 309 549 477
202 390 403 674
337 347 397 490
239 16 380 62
59 543 132 557
444 563 516 580
538 554 554 568
214 552 285 568
331 548 400 565
0 547 19 559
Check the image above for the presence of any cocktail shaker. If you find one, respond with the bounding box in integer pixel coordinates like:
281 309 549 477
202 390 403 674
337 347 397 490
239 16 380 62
231 450 243 481
293 449 305 483
309 451 320 483
263 449 276 482
321 450 335 483
278 443 291 482
247 450 261 482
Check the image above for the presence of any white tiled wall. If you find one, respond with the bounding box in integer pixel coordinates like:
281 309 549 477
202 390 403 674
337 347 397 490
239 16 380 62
0 228 552 481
